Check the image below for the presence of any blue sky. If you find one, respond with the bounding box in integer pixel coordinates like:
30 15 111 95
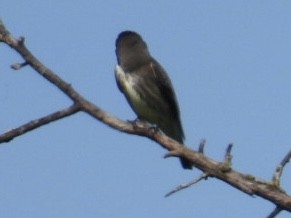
0 1 290 217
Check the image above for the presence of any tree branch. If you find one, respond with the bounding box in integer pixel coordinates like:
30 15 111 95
0 104 80 143
165 173 209 197
0 19 290 215
273 150 291 186
267 207 283 218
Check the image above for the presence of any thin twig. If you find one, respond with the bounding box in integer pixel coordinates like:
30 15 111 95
224 143 233 164
272 150 291 186
198 139 206 153
11 61 28 70
165 173 209 197
267 206 282 218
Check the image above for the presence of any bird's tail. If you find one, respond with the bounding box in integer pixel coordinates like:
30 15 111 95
160 120 192 169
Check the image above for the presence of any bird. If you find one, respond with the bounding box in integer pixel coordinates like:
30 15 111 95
114 30 192 169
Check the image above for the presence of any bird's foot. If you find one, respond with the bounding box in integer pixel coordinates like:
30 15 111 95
127 119 160 134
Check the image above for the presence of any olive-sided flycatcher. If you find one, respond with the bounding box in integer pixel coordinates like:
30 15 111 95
114 31 192 169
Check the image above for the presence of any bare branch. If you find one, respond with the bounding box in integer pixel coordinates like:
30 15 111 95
11 61 28 70
267 207 282 218
0 104 80 143
273 150 291 186
224 143 233 164
198 138 206 153
165 173 209 197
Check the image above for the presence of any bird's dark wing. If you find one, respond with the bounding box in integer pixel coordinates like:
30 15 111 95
134 59 185 141
150 59 181 121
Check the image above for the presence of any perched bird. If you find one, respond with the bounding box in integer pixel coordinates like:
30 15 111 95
115 31 192 169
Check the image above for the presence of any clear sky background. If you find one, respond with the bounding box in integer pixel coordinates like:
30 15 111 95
0 1 290 218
